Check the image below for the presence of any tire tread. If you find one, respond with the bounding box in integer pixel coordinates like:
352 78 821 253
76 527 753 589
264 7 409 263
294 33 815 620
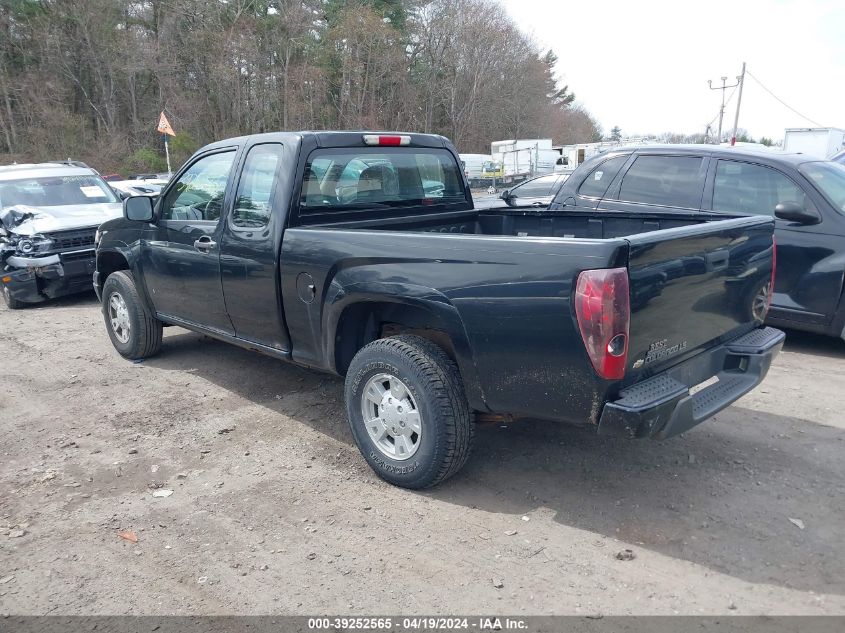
102 270 162 359
346 334 473 488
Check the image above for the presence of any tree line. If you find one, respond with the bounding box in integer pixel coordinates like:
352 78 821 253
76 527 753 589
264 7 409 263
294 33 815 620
0 0 601 174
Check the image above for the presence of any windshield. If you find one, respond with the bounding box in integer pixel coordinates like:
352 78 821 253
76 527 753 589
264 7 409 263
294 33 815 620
0 174 118 207
301 148 467 213
800 161 845 215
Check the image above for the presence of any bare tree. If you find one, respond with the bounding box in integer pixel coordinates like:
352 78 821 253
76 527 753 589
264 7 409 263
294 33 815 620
0 0 600 172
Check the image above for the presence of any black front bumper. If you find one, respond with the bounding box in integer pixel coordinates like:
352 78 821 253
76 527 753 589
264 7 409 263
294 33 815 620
598 326 785 439
2 251 97 304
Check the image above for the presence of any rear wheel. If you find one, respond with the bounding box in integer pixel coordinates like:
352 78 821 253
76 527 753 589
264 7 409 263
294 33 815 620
102 271 162 359
344 335 473 489
2 285 25 310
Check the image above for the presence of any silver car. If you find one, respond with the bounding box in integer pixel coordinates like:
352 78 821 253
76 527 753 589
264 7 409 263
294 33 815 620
0 162 122 308
499 172 570 208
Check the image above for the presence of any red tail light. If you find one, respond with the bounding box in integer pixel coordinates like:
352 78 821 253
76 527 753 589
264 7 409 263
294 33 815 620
362 134 410 146
574 267 630 380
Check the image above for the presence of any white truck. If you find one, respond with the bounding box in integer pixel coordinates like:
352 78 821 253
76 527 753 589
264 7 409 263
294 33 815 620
782 128 845 159
490 139 558 184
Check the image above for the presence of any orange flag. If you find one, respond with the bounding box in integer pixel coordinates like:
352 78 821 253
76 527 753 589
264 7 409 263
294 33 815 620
157 111 176 137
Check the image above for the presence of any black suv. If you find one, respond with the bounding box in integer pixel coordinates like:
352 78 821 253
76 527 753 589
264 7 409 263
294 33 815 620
550 145 845 339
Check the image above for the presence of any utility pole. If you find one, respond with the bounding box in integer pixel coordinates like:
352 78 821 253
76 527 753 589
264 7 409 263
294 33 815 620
708 73 740 143
730 62 746 147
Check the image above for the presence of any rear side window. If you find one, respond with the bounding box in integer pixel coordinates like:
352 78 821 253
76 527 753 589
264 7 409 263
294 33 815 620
713 160 806 216
232 144 282 228
578 155 627 198
618 155 705 208
512 175 559 197
300 148 466 213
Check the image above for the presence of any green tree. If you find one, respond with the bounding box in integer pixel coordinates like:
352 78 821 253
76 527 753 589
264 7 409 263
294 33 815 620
541 50 575 107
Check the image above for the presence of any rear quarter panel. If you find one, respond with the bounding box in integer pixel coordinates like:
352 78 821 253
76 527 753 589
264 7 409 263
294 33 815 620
280 229 628 422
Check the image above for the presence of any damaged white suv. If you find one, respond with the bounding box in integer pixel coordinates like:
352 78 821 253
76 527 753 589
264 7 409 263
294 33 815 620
0 162 122 309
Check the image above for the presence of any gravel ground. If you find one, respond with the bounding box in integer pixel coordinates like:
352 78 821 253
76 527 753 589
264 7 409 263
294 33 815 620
1 291 844 615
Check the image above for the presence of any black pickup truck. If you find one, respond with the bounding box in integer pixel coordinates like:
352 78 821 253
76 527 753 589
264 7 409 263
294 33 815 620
94 131 784 488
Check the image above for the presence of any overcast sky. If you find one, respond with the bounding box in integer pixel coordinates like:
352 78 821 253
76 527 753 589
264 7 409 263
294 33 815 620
499 0 845 142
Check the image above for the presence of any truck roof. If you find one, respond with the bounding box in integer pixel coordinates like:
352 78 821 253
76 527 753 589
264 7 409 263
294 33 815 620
199 130 451 153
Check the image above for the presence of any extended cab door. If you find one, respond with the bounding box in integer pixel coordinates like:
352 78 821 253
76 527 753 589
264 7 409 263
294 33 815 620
141 149 237 333
218 143 291 351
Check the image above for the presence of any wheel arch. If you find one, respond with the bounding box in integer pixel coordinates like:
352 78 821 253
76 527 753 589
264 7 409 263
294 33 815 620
96 249 130 292
96 246 155 312
326 292 488 412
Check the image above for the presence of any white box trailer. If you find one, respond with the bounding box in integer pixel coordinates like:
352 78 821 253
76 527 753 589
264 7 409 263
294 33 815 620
458 153 492 185
783 128 845 159
490 139 556 183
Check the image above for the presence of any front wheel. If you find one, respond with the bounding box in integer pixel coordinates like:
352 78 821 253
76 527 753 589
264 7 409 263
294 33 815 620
344 335 473 489
101 270 162 360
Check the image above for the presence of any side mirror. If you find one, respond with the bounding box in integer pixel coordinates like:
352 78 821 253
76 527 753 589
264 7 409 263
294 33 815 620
774 201 819 225
499 189 511 200
124 195 155 222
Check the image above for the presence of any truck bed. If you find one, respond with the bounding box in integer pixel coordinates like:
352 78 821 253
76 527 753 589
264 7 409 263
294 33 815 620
307 207 732 239
284 207 775 426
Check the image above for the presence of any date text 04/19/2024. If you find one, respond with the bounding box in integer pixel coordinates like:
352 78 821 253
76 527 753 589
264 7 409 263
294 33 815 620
307 617 528 630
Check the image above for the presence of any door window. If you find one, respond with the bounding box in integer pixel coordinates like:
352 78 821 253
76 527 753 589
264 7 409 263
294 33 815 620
577 155 627 198
618 155 705 208
714 160 807 215
160 151 236 222
800 161 845 215
232 144 282 228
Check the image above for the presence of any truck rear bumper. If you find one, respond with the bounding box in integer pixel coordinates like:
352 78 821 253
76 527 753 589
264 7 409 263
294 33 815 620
598 326 785 439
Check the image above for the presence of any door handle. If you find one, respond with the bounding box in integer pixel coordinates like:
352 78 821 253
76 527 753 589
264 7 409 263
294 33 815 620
193 237 216 252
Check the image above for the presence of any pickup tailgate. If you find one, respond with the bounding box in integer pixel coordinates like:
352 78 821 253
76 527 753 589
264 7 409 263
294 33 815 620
623 215 775 384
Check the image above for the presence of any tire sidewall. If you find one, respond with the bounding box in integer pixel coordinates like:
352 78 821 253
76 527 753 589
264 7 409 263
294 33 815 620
346 352 444 488
102 274 142 358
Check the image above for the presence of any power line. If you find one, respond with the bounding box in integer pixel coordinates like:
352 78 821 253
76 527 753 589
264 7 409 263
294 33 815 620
745 70 824 127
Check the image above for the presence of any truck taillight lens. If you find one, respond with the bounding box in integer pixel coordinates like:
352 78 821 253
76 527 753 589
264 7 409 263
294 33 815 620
362 134 410 146
574 267 630 380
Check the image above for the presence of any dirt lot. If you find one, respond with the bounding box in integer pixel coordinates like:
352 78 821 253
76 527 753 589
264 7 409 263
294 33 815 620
1 292 844 616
